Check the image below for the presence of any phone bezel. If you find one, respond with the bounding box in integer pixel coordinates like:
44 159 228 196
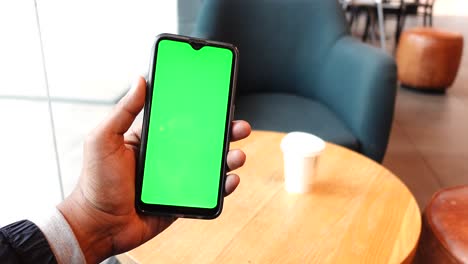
135 33 239 219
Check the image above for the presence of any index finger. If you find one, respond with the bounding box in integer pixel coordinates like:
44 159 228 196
230 120 251 142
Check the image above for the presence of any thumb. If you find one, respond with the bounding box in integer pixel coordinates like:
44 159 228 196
101 76 146 135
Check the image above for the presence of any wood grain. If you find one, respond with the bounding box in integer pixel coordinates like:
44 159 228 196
121 131 421 264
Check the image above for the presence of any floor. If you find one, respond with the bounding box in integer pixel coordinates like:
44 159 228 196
379 14 468 210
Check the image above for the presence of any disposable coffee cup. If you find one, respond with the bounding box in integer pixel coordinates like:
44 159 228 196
280 132 326 193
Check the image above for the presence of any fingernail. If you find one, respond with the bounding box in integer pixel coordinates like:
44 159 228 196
130 77 141 92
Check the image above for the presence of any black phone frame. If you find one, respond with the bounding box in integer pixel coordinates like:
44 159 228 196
135 33 239 219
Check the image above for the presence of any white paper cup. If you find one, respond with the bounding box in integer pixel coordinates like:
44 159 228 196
280 132 326 193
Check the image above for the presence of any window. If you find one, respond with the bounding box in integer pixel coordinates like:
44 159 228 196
0 0 177 225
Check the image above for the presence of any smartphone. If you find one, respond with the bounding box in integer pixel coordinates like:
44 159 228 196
135 33 239 219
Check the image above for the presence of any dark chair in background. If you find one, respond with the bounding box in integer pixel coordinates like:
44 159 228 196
359 0 406 44
359 0 436 44
193 0 397 162
405 0 436 26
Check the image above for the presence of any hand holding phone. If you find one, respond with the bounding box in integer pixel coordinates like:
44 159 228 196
135 34 239 219
57 76 250 263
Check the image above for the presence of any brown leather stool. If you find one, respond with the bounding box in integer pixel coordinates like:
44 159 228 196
396 27 464 91
417 186 468 263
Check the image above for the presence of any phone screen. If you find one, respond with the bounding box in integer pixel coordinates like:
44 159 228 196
138 36 236 215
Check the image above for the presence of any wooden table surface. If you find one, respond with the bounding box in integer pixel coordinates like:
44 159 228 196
121 131 421 264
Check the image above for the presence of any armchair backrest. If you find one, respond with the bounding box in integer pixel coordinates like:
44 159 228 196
193 0 349 97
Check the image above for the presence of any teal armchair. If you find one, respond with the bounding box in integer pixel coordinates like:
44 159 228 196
193 0 397 162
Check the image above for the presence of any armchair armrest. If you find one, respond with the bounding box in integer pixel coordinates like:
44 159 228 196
316 36 397 162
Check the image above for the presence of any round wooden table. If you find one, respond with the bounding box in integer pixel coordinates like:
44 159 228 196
121 131 421 264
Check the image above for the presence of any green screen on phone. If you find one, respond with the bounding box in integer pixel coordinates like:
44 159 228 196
140 39 234 209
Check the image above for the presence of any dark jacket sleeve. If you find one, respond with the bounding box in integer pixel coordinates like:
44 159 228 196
0 220 57 264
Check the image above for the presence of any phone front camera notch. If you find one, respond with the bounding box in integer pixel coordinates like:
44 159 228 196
189 40 205 51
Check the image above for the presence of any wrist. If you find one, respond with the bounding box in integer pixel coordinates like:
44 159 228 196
57 190 113 264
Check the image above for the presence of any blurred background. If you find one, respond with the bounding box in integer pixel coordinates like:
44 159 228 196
1 0 467 226
0 0 180 225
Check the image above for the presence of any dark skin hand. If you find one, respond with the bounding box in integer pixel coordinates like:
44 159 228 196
58 76 251 263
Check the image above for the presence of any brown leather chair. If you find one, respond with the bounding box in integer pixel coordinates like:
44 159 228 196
417 185 468 263
396 28 464 91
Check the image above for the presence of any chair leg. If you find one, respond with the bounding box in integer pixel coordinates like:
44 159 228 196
429 7 433 26
423 8 427 26
363 10 371 41
396 12 406 45
395 12 402 44
349 9 356 27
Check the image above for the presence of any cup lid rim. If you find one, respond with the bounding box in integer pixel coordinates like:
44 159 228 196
280 132 326 157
